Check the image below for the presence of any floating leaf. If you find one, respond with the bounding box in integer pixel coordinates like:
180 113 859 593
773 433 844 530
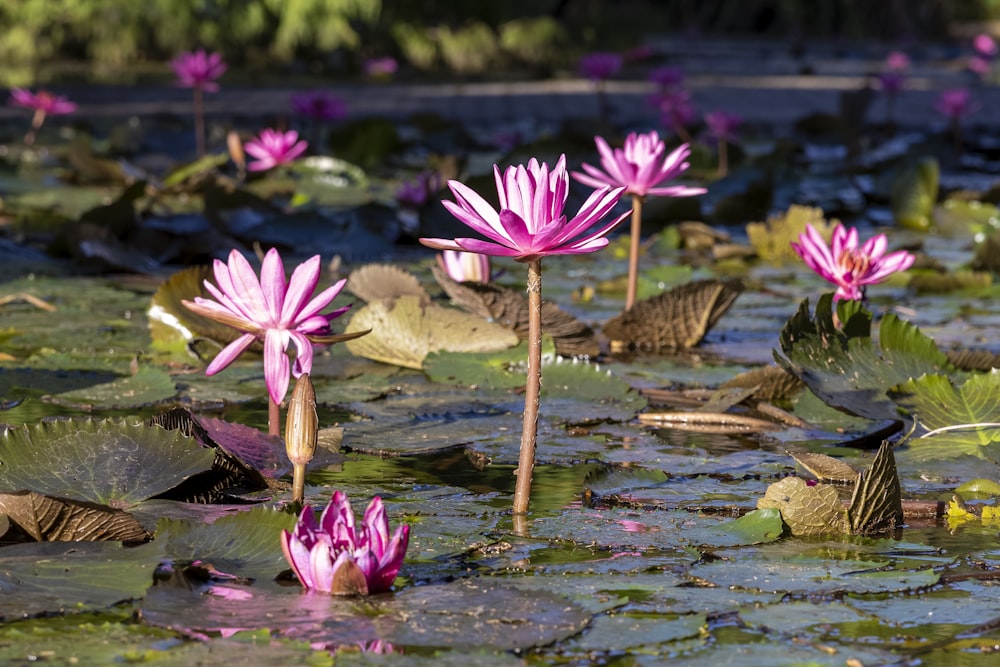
847 440 904 535
0 490 150 543
720 364 805 402
46 366 177 409
433 266 598 357
789 451 859 483
162 153 231 188
891 157 939 231
148 265 238 351
746 205 837 263
776 294 955 421
707 508 785 545
347 263 429 304
0 418 216 508
909 269 991 294
757 476 847 536
344 295 518 369
602 279 743 352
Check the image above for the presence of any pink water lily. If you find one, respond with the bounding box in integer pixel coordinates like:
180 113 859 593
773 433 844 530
182 248 351 405
579 52 623 81
291 91 347 122
281 491 410 595
437 250 490 284
171 49 227 91
791 223 915 301
572 131 706 198
934 88 978 120
9 88 77 115
421 154 629 262
705 111 742 143
244 129 308 171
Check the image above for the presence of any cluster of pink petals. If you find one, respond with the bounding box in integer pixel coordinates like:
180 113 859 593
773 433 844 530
363 56 399 79
791 223 915 301
395 171 441 209
885 51 911 71
704 111 742 142
934 88 979 120
653 89 697 129
437 250 491 284
244 129 308 171
182 248 350 404
974 34 998 58
281 491 410 595
171 49 227 91
579 52 623 81
8 88 77 115
420 155 630 262
572 131 706 199
648 65 685 89
290 91 347 122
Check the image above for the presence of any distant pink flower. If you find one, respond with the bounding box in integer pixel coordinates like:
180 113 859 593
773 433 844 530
648 66 685 89
969 56 992 77
704 110 742 142
421 155 629 262
291 91 347 122
791 223 915 301
579 52 623 82
877 71 906 94
437 250 490 284
8 88 76 115
395 171 440 209
934 88 979 120
654 89 697 129
885 51 911 71
171 50 227 92
244 129 308 171
573 131 706 199
364 57 398 79
182 248 351 405
974 34 998 58
281 491 410 595
625 45 655 62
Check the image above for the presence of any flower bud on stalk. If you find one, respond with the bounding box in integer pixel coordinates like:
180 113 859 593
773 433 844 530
285 373 318 504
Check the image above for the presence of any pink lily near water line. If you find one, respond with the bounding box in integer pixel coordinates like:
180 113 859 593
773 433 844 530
8 88 76 145
171 49 227 157
421 155 629 515
244 129 308 172
791 223 915 301
281 491 410 595
182 248 363 434
573 131 705 310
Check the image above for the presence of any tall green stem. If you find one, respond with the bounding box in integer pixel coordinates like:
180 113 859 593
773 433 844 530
193 87 206 157
625 196 644 311
512 258 542 515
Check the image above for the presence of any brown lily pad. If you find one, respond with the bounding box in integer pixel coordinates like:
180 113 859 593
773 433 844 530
0 490 150 544
848 440 904 536
720 364 805 402
347 263 429 304
602 279 743 352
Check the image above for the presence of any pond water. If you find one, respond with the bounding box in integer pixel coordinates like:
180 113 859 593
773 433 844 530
3 82 1000 665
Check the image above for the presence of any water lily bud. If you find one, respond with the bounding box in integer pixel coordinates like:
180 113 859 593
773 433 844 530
284 373 318 467
226 130 245 173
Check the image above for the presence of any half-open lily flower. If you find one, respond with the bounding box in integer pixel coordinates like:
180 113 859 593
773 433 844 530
182 248 352 405
437 250 490 284
171 49 227 92
244 129 308 171
704 111 742 143
281 491 410 595
934 88 979 120
291 91 347 122
421 155 629 262
579 52 623 82
9 89 77 115
974 34 998 59
573 131 705 198
791 223 915 301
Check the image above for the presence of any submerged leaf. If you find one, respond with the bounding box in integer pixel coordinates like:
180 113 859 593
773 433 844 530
0 490 150 543
344 295 518 369
603 279 743 352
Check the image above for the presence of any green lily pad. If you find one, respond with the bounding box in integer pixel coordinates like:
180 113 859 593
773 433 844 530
891 157 939 231
46 366 177 409
0 418 216 507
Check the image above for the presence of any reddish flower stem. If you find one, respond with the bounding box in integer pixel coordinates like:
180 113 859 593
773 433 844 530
512 258 542 515
24 110 45 146
717 139 729 178
193 87 206 157
268 396 280 437
625 196 644 311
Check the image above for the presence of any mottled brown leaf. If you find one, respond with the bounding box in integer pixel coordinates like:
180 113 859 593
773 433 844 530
946 348 1000 372
848 440 904 535
757 477 846 536
603 279 743 352
0 490 150 543
789 451 859 484
720 364 805 402
347 263 429 304
432 265 599 357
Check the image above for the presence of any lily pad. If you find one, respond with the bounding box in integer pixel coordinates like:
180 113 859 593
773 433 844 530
46 366 177 409
0 490 150 543
0 418 216 507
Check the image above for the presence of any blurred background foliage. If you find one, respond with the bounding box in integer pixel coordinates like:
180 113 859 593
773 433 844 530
1 0 999 84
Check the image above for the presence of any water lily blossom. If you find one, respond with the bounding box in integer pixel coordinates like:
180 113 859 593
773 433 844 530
244 129 308 171
437 250 490 284
421 155 629 514
281 491 409 595
791 223 915 301
182 248 354 432
291 91 347 122
171 49 226 157
934 88 978 120
573 131 705 309
8 88 77 145
578 52 623 82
